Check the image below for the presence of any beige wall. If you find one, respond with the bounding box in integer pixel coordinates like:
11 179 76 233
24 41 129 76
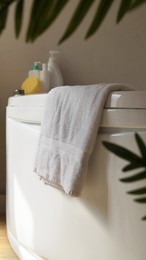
0 1 146 196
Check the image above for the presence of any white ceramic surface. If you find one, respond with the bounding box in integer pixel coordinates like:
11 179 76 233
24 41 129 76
6 92 146 260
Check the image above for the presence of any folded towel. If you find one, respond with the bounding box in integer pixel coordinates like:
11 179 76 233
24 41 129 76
34 83 129 196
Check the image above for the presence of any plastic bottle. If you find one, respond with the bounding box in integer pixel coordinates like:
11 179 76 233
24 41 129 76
48 51 63 88
28 62 41 78
40 63 51 93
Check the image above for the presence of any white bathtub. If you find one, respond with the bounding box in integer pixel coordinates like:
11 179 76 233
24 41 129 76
6 92 146 260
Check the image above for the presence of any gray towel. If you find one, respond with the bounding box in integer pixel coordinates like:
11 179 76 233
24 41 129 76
34 83 129 196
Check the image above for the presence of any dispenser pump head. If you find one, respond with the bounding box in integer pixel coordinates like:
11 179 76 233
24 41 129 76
33 62 39 70
49 50 59 62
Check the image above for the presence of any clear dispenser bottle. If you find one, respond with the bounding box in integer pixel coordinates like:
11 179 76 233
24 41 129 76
47 51 63 88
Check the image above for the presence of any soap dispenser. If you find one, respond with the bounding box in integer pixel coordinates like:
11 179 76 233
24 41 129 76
28 62 41 78
48 51 63 88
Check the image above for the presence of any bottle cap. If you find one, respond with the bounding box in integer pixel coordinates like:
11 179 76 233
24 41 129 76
14 89 25 96
33 64 39 70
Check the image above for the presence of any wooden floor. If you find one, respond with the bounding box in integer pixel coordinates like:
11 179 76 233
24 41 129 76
0 215 19 259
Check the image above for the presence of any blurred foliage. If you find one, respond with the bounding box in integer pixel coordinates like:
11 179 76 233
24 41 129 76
103 133 146 221
0 0 145 43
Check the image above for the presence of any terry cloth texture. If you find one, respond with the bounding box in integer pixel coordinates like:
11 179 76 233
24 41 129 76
34 83 129 196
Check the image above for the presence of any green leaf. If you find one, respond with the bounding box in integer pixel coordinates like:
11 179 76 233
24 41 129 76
35 0 70 41
122 162 144 172
134 197 146 203
120 170 146 182
117 0 132 23
130 0 146 10
0 0 16 34
0 0 16 10
15 0 24 37
103 134 146 221
0 6 8 33
26 0 48 41
127 186 146 195
142 215 146 220
135 133 146 160
102 141 145 164
27 0 69 42
59 0 95 44
85 0 114 39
